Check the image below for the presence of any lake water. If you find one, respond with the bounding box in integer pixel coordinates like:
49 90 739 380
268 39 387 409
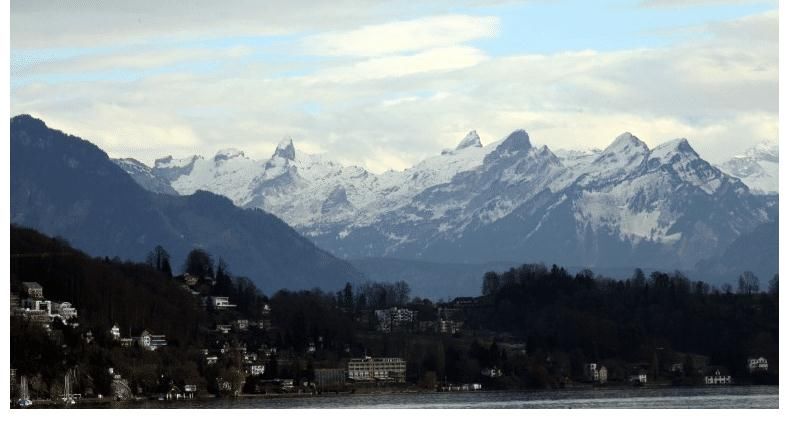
113 385 778 409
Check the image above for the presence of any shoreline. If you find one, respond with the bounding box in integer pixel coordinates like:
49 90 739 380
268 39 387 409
14 382 778 409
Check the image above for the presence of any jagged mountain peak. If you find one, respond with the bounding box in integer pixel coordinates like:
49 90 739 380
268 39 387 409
274 137 296 161
743 141 778 162
650 138 699 164
455 130 482 150
590 132 648 171
68 115 774 288
154 154 201 169
214 148 246 162
537 144 561 162
502 129 531 147
718 140 778 194
603 132 649 154
484 129 532 162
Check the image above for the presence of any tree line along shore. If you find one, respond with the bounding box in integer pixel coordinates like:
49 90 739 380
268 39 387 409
10 225 778 405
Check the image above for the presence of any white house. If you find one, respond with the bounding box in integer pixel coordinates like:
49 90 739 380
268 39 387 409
210 297 236 310
584 363 600 382
246 364 266 376
110 324 121 341
53 302 78 320
705 368 732 385
747 357 768 373
22 282 44 299
137 330 167 351
30 300 52 315
183 385 197 399
598 366 608 384
629 371 648 385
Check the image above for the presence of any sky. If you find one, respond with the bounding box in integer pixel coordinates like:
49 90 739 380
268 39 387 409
10 0 778 173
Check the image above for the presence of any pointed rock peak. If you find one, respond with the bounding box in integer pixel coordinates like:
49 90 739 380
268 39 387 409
455 130 482 150
650 138 699 163
501 129 532 149
214 148 246 162
484 129 532 163
603 132 648 154
674 138 693 152
538 145 560 162
274 137 296 161
154 154 199 169
660 138 695 153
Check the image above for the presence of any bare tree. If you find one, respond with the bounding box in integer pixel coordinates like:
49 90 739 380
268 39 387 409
737 271 760 295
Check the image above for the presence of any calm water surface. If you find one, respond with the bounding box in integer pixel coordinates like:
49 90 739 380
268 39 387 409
114 385 777 409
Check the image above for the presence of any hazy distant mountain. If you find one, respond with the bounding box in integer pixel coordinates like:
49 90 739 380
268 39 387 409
122 128 776 278
694 219 779 286
10 114 364 294
350 257 519 299
717 142 778 194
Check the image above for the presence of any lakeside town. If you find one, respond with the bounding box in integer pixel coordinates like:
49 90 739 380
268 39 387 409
10 226 779 408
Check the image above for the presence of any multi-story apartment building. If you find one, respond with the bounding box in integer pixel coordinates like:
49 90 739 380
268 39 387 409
347 357 407 383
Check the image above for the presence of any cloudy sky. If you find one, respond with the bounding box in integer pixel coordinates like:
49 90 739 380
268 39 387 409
11 0 778 172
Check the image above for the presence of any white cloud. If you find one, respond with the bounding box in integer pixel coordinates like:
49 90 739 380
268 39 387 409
303 15 499 57
27 103 204 162
640 0 775 7
10 8 778 172
303 46 489 83
12 45 255 77
10 0 504 49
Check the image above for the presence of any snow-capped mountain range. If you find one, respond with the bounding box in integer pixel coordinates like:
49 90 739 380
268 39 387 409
716 141 778 194
114 130 778 271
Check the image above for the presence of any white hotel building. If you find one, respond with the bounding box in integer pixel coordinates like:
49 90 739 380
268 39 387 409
347 357 407 383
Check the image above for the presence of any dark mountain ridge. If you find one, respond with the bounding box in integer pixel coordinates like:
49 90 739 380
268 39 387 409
10 114 364 294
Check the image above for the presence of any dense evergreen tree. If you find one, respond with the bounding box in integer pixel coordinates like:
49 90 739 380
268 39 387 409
146 245 172 278
471 263 778 379
184 248 215 279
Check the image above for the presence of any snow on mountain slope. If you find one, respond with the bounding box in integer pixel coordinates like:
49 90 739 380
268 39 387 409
554 148 601 169
162 149 265 207
718 142 778 194
651 139 731 194
568 134 760 248
115 128 776 270
361 130 566 245
112 158 177 195
131 131 501 233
